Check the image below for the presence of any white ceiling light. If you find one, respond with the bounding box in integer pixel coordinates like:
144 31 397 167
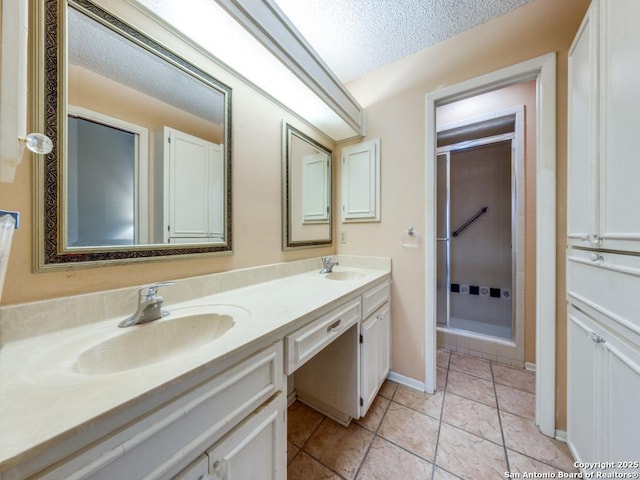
130 0 364 141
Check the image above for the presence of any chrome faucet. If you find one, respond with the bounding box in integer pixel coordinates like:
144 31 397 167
118 281 176 328
319 256 339 274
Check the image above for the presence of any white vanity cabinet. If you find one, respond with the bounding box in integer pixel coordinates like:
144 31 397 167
567 0 640 254
9 343 285 480
154 126 225 244
173 456 209 480
205 393 285 480
360 303 390 415
292 279 391 424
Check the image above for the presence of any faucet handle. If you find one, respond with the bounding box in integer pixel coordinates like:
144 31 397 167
140 281 176 299
321 256 333 265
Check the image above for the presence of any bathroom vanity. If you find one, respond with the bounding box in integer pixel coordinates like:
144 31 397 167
0 256 391 479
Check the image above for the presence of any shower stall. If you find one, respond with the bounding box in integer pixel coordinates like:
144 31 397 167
435 111 525 365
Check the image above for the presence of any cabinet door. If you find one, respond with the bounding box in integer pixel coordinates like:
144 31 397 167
341 139 380 222
360 303 390 417
166 127 212 240
567 2 599 248
602 338 640 464
567 308 600 463
173 455 209 480
599 0 640 253
207 394 285 480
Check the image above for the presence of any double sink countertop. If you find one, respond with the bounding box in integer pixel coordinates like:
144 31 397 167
0 256 390 471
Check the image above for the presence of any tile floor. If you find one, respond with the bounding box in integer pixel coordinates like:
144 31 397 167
287 349 577 480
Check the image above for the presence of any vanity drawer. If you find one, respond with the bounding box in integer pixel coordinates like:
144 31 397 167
362 279 390 319
33 342 283 480
285 297 361 375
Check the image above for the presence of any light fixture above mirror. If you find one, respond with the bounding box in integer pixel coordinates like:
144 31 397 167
33 0 233 269
130 0 365 141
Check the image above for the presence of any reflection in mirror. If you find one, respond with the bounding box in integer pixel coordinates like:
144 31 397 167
282 123 332 250
34 0 232 268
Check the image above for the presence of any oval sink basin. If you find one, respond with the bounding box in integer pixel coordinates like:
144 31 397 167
73 305 247 375
325 271 366 281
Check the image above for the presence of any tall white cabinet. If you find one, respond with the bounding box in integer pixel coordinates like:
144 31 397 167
567 0 640 470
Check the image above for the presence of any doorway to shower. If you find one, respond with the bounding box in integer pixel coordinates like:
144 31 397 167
435 108 525 363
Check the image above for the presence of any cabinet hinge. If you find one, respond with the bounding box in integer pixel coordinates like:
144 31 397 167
359 334 363 343
168 135 171 143
359 397 363 407
167 225 170 232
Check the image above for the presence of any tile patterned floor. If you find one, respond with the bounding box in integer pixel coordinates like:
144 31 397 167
287 350 576 480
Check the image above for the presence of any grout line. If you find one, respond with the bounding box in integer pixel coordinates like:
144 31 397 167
430 351 451 479
352 393 394 479
491 361 511 473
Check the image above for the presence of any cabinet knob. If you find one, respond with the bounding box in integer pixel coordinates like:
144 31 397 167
589 234 600 246
589 332 606 344
589 253 604 263
212 459 227 477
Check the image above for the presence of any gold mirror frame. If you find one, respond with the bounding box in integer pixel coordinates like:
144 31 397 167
33 0 233 269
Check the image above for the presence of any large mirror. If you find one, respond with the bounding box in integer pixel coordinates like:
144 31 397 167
34 0 232 268
282 123 332 249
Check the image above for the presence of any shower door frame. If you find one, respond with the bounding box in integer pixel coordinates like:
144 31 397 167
436 132 520 345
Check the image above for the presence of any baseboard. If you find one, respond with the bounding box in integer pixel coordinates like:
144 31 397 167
387 370 426 392
555 429 567 443
525 362 537 372
287 390 297 407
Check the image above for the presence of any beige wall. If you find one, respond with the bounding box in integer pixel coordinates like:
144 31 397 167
0 5 335 306
338 0 590 430
437 80 537 363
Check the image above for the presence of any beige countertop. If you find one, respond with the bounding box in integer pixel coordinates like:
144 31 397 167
0 259 390 471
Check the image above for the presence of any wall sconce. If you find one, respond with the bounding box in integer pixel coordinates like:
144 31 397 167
0 0 53 183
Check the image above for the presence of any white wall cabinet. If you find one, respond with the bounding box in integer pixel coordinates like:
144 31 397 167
154 126 224 244
341 139 381 222
567 0 640 253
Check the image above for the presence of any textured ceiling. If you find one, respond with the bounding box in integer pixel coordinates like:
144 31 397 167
273 0 535 82
68 8 224 125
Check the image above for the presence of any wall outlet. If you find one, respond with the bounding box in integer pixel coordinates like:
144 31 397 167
339 231 347 244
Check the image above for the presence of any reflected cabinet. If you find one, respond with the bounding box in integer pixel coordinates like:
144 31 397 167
282 123 333 250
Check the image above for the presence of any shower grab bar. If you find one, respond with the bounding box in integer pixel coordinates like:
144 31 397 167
452 206 488 237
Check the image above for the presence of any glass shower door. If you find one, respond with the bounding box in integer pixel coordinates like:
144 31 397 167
436 152 450 327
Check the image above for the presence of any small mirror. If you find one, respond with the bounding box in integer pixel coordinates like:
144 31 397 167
282 123 332 249
34 0 232 268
